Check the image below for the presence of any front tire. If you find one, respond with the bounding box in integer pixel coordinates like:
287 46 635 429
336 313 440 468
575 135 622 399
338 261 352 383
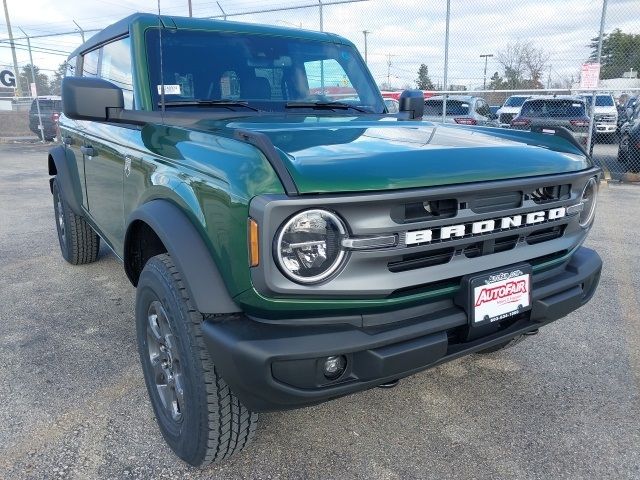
136 254 258 467
52 178 100 264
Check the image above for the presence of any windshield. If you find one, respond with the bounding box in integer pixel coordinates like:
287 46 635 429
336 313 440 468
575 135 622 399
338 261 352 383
423 99 470 116
520 99 586 118
504 96 528 107
145 29 384 113
581 95 614 107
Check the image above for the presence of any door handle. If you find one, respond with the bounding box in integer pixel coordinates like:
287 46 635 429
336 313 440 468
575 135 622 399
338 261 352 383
63 136 73 146
81 145 96 157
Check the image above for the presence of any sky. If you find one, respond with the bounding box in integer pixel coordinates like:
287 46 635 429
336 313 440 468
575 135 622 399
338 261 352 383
1 0 638 91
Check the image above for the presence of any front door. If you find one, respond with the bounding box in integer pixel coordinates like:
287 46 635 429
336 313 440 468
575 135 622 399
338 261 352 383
82 124 126 253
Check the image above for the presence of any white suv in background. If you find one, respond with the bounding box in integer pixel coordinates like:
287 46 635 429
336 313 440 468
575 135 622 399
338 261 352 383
497 95 530 127
581 94 618 142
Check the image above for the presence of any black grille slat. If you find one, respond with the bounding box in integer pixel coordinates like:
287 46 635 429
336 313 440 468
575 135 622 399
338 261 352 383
469 191 522 214
388 247 454 273
526 225 565 245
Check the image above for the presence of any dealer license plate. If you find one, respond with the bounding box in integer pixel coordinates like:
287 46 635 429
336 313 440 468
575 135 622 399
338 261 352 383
470 266 532 325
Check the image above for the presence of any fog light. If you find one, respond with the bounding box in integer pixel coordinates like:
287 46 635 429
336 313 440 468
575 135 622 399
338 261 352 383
323 355 346 380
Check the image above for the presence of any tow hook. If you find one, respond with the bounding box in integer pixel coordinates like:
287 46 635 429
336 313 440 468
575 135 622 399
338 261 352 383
524 329 539 336
378 379 399 389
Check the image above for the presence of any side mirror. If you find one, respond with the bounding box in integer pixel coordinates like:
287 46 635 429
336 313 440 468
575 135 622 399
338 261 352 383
62 76 124 121
399 90 424 120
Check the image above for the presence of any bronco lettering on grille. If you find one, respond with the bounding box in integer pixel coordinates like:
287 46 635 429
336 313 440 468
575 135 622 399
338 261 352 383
405 207 566 246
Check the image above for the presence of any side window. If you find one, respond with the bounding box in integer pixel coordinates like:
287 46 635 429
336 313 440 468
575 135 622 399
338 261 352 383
476 100 489 116
101 37 134 109
65 56 77 77
82 49 100 78
303 59 356 100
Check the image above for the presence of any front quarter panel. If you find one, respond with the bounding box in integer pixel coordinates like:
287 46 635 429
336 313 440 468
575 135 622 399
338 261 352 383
124 124 285 297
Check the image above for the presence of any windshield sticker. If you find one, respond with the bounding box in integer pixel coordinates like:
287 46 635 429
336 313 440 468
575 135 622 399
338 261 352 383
157 84 181 95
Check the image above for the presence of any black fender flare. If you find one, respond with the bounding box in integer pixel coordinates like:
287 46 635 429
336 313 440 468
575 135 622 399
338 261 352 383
48 145 83 215
124 200 241 314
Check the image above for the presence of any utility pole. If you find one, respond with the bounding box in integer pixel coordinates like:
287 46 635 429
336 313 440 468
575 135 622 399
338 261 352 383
19 27 44 142
362 30 370 64
442 0 451 123
216 1 227 20
188 0 192 16
587 0 608 154
2 0 22 97
73 20 85 43
386 53 397 88
480 53 493 90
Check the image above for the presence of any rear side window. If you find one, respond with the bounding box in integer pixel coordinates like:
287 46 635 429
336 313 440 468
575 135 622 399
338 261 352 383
504 96 528 107
82 49 100 77
101 37 134 109
520 100 586 118
30 100 61 112
424 100 470 116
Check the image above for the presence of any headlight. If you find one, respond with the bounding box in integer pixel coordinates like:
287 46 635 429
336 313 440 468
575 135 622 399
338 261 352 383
275 209 347 284
579 177 598 227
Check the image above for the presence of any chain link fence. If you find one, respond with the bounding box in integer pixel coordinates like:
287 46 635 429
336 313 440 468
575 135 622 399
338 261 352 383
1 0 639 177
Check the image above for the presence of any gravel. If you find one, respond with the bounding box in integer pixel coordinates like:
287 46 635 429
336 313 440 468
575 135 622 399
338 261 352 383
1 142 638 480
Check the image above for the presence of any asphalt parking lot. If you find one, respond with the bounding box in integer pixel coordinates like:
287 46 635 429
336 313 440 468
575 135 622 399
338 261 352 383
1 142 639 480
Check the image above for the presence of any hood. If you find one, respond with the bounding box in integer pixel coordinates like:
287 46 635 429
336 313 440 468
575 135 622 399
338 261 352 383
592 106 618 114
209 115 591 194
498 106 522 114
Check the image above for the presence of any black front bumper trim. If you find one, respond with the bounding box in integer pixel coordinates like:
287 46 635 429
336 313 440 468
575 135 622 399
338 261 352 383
201 247 601 412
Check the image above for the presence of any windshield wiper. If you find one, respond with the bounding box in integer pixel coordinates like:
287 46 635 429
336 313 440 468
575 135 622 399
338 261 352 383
159 100 260 111
285 101 370 113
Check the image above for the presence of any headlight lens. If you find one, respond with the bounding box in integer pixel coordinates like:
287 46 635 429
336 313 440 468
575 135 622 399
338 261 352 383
275 209 347 284
579 177 598 227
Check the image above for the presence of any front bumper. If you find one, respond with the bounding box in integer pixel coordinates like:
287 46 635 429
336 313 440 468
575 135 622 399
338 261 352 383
202 247 601 412
595 124 617 134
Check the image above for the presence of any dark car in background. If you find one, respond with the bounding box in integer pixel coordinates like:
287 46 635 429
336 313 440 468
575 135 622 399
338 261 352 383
29 96 61 141
618 99 640 172
423 95 499 126
511 96 591 148
618 96 637 133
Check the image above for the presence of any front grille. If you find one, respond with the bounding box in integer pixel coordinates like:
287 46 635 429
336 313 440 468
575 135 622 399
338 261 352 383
387 183 574 273
595 114 616 124
500 113 515 124
388 249 570 298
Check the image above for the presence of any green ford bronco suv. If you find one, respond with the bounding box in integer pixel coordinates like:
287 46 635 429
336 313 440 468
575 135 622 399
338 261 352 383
49 13 602 466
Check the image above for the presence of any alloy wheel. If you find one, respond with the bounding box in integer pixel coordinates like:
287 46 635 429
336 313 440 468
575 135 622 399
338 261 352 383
146 301 185 423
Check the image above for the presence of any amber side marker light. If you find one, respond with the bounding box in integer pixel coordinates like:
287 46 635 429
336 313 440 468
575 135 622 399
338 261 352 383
248 218 260 267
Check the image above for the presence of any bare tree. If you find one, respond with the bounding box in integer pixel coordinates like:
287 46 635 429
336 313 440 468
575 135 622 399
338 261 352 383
496 43 527 88
496 41 549 89
523 43 550 88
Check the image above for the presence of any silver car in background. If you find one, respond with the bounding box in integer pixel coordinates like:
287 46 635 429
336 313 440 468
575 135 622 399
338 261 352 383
423 95 499 126
497 95 531 127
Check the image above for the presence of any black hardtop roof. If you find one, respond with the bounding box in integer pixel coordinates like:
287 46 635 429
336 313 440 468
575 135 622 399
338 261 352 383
68 12 343 59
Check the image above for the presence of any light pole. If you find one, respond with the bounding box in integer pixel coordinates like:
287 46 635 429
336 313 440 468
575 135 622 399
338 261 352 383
362 30 370 64
480 53 493 90
2 0 22 97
